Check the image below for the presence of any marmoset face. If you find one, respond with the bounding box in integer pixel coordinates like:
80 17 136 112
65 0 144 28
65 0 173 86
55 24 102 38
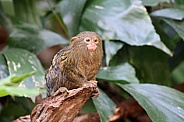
70 31 102 52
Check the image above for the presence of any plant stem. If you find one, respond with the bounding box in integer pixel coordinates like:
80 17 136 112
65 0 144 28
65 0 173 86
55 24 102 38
46 0 69 38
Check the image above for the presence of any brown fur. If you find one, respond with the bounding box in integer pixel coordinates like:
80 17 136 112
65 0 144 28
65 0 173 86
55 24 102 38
45 32 103 97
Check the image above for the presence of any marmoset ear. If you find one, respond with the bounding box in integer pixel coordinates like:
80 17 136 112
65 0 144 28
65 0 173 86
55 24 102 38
70 37 77 43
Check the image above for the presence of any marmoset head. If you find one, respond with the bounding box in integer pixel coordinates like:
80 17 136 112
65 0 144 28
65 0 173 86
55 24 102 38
70 31 102 52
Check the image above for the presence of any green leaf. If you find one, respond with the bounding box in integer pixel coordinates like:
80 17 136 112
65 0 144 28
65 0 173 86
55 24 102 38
13 0 40 25
80 0 171 55
97 62 139 84
119 84 184 122
162 18 184 41
56 0 88 37
3 48 45 98
172 61 184 84
0 72 38 97
93 89 116 122
129 46 171 85
0 75 13 86
0 86 39 97
0 97 35 121
108 46 129 66
0 5 12 31
169 41 184 70
0 72 34 86
104 40 123 65
153 19 179 51
0 54 8 79
140 0 169 6
7 23 69 54
11 71 35 84
0 0 14 17
82 99 96 113
151 8 184 20
174 0 184 8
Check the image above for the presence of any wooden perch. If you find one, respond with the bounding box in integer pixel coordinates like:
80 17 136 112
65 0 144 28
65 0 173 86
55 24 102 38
14 81 99 122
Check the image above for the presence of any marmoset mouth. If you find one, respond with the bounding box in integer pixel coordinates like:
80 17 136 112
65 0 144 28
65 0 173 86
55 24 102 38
87 44 97 50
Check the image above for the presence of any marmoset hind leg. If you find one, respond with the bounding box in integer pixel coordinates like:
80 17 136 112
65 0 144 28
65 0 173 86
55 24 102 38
51 87 69 97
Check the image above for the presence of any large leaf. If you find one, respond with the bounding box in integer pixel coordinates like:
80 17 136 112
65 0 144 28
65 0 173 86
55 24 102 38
80 0 171 55
108 45 130 66
13 0 40 25
129 46 171 85
0 1 13 30
93 89 116 122
140 0 169 6
174 0 184 8
0 54 8 79
151 8 184 20
162 18 184 41
56 0 88 37
153 19 179 51
0 86 38 97
0 97 35 122
169 41 184 70
7 23 69 54
119 84 184 122
0 71 34 86
3 48 45 99
172 61 184 84
0 0 14 17
97 62 139 84
0 72 39 97
104 40 123 66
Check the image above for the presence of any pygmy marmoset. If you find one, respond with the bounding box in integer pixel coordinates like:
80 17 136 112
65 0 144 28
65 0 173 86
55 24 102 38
45 31 103 97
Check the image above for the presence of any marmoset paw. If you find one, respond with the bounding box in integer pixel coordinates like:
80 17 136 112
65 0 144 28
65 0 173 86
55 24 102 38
51 87 69 97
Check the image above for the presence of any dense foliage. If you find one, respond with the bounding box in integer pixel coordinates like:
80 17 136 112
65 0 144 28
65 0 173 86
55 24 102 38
0 0 184 121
